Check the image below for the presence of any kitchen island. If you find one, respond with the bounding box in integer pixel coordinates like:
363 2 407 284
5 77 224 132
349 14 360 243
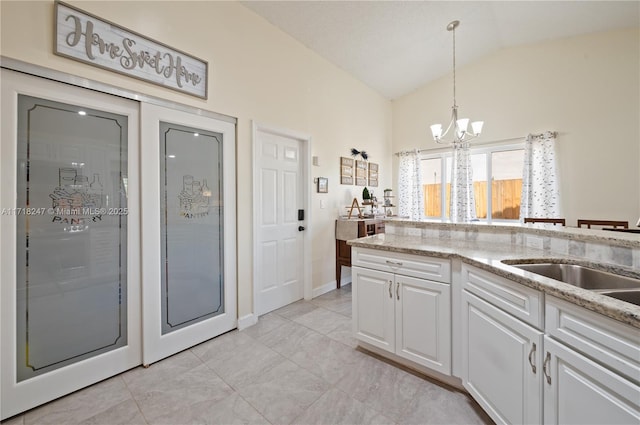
347 220 639 424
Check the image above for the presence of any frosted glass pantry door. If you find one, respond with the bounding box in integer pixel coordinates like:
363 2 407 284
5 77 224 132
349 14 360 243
141 104 236 365
0 70 141 420
160 122 223 333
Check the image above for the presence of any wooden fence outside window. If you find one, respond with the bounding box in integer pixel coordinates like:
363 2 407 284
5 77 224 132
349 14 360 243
423 179 522 219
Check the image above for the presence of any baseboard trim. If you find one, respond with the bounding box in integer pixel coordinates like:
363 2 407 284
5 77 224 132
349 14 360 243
237 313 258 330
312 281 336 298
312 279 351 298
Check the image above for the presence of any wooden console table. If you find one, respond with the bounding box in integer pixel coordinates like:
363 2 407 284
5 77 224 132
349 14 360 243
335 218 385 288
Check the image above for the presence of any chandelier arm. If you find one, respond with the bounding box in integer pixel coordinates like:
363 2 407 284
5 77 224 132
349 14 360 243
439 106 458 140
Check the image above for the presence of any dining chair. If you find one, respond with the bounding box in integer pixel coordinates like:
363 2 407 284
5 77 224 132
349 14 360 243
524 217 566 226
577 219 629 229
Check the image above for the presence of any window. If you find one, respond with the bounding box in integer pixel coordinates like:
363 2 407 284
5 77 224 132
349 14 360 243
420 144 524 222
490 149 525 220
421 157 445 218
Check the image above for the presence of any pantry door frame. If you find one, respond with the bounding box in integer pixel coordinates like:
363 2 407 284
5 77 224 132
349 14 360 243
0 57 238 419
0 68 142 420
140 103 237 366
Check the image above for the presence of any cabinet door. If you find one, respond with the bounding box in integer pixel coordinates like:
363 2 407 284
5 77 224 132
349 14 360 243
352 267 395 352
543 336 640 425
462 290 543 425
395 275 451 375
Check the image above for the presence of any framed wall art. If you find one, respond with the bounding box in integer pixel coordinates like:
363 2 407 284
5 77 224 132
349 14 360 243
355 160 368 186
368 162 378 187
340 157 353 185
317 177 328 193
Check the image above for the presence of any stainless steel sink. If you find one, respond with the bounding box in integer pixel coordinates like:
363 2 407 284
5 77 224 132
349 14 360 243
599 290 640 306
507 263 640 290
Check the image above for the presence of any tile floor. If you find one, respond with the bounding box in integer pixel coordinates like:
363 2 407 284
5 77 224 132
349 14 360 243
3 285 492 425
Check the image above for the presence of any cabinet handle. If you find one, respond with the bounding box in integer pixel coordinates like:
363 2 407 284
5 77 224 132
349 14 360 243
543 351 551 385
385 260 403 267
388 281 393 298
528 343 537 374
396 281 400 300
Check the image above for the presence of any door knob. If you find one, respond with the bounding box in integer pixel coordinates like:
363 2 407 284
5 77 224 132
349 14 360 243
298 226 305 231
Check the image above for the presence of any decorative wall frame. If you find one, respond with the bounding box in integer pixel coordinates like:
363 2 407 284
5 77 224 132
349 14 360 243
368 162 378 187
355 160 368 186
340 157 353 185
317 177 328 193
54 1 208 99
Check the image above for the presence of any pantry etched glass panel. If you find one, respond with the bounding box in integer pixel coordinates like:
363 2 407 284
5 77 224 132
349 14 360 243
16 95 128 382
159 122 224 335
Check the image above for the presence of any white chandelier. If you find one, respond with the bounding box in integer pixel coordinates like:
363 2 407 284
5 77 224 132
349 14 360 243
430 20 483 145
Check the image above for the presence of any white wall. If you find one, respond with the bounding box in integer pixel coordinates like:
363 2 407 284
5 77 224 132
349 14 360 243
0 1 392 317
392 28 640 227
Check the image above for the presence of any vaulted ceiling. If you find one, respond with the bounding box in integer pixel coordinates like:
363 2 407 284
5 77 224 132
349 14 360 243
241 1 640 99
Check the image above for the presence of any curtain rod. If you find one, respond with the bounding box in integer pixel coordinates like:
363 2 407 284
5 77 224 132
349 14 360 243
394 131 557 156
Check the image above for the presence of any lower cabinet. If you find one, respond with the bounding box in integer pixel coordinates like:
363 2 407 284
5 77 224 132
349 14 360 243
352 254 639 424
543 296 640 424
352 265 451 375
462 289 543 425
351 266 395 352
543 336 640 424
461 263 640 425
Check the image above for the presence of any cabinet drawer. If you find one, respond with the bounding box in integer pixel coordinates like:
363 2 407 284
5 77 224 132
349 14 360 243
462 263 543 329
546 296 640 383
352 247 451 283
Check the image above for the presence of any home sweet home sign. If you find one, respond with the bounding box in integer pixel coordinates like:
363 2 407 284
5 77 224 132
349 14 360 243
54 1 208 99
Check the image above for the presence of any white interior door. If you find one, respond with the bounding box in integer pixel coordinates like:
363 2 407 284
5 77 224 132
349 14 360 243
253 123 308 316
141 103 236 365
0 70 141 420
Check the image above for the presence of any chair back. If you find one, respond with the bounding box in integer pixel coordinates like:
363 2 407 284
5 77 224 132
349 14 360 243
524 218 566 226
577 219 629 229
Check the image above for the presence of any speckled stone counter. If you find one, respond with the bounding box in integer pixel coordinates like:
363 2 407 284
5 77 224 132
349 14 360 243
348 232 640 329
385 218 640 249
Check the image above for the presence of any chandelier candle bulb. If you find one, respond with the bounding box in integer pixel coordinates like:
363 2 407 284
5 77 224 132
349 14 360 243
456 118 469 137
430 124 443 139
471 121 484 135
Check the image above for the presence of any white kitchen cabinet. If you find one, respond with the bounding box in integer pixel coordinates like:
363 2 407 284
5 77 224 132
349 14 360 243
351 266 395 352
462 262 543 328
461 264 640 425
352 248 451 375
543 336 640 424
395 273 451 373
545 296 640 383
544 296 640 424
462 289 543 425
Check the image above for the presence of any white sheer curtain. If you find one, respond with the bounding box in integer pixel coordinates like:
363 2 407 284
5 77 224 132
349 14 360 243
397 150 424 219
449 141 477 222
520 131 561 220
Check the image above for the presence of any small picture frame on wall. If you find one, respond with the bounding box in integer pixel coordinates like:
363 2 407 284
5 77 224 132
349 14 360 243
340 157 354 185
355 160 368 186
317 177 328 193
368 162 379 187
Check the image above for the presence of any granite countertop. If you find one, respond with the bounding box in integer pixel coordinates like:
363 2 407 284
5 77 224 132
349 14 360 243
348 233 640 329
384 218 640 248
